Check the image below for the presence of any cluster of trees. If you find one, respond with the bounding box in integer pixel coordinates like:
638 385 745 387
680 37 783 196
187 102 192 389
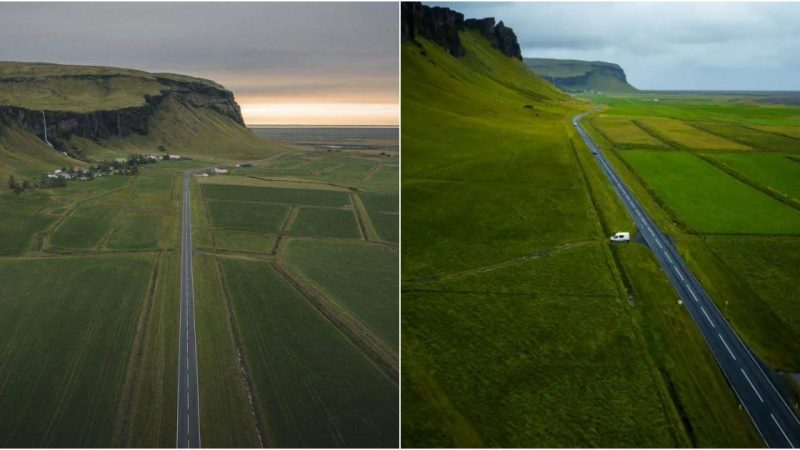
7 176 37 194
94 154 158 176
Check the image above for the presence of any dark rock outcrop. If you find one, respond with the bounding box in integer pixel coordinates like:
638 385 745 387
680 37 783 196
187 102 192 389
464 18 522 60
402 2 465 57
403 2 522 60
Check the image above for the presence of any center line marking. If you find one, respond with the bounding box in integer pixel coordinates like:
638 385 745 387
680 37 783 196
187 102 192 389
677 271 685 281
718 333 736 360
666 254 673 263
741 369 764 402
689 290 699 302
701 307 715 327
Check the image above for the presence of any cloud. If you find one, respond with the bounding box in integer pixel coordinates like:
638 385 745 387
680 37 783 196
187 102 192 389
432 2 800 90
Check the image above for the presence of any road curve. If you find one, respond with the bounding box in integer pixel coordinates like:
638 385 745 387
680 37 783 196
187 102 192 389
573 111 800 448
177 172 201 448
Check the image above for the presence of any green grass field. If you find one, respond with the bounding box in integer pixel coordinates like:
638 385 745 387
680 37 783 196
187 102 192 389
107 214 163 249
206 199 290 233
620 150 800 233
283 238 398 349
219 257 398 447
590 115 669 148
210 229 276 253
202 183 351 207
693 122 800 151
49 204 121 249
288 207 362 239
636 117 750 150
359 192 399 243
0 254 153 446
709 152 800 200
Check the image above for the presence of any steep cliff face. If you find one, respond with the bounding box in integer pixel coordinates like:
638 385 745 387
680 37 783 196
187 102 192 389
0 65 245 145
402 2 465 57
402 2 522 60
524 58 637 92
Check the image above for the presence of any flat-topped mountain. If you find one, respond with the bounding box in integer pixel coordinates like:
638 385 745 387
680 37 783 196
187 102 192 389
0 61 281 180
524 58 637 92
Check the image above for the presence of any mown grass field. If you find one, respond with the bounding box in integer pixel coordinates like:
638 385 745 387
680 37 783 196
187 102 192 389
0 254 153 447
620 150 800 233
693 122 800 151
359 192 399 243
202 183 351 207
636 117 750 150
709 152 800 200
219 258 397 447
401 30 758 447
283 238 399 349
590 115 668 148
206 199 290 233
288 206 361 239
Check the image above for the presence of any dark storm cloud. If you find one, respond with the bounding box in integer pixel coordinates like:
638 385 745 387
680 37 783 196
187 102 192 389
432 2 800 90
0 2 398 100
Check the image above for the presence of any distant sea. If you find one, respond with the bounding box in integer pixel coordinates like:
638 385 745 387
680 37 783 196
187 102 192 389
249 126 399 152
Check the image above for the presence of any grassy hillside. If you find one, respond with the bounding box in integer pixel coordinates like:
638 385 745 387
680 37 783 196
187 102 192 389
402 28 759 447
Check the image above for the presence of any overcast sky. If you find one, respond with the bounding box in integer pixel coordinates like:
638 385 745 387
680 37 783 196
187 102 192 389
0 2 398 125
434 2 800 91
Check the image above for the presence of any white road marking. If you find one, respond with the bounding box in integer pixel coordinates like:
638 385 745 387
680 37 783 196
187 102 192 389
666 254 673 263
656 240 663 249
689 290 699 303
718 333 736 360
741 369 764 402
677 271 685 281
701 307 715 328
771 413 795 447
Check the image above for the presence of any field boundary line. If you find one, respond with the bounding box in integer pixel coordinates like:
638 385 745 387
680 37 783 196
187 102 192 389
246 175 356 192
739 124 800 143
280 206 300 232
213 256 267 447
630 119 682 150
360 164 382 184
271 260 398 383
350 192 380 242
694 154 800 211
686 122 764 151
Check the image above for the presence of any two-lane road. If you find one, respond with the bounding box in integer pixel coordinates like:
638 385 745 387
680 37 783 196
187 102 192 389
177 173 201 448
573 111 800 448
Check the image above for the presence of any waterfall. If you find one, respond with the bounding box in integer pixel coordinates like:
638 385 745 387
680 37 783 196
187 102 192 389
41 111 52 147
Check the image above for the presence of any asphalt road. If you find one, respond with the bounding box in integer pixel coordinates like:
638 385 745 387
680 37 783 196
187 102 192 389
177 172 201 448
573 111 800 448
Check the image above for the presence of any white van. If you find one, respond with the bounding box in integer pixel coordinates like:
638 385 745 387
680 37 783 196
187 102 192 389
610 232 630 243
